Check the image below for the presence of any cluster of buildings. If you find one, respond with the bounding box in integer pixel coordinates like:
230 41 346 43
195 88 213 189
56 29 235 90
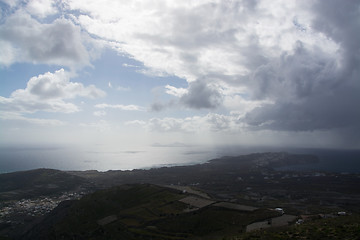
0 191 86 222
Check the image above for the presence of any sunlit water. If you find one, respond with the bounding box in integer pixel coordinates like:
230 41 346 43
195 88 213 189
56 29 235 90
0 144 237 173
1 144 360 173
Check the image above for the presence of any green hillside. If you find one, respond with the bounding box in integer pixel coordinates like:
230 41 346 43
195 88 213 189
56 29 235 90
0 169 87 201
237 214 360 240
21 184 279 240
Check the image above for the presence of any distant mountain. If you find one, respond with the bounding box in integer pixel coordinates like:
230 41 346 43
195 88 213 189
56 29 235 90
67 152 319 188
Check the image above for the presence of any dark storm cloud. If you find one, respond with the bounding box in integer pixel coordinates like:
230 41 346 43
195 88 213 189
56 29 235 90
180 80 222 109
150 102 167 112
249 41 339 101
243 0 360 133
311 0 360 71
245 88 360 131
149 100 177 112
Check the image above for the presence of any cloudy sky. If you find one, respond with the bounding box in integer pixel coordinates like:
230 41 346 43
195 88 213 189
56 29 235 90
1 0 359 156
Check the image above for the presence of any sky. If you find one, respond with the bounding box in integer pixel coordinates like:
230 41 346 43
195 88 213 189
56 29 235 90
0 0 360 159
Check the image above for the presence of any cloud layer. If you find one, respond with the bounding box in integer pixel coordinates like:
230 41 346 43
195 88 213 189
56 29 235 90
0 10 90 67
1 0 359 147
0 69 105 113
95 103 143 111
62 0 360 133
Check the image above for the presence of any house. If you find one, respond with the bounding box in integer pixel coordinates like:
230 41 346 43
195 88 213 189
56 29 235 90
275 208 284 215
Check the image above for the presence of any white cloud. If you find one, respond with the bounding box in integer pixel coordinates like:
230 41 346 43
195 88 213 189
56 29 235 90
122 63 140 68
95 103 143 111
0 0 20 7
0 10 91 68
0 94 79 114
117 86 130 91
65 0 339 82
79 120 111 132
107 82 130 91
0 111 65 126
125 120 146 126
165 85 187 97
93 110 106 117
0 69 106 113
148 117 194 132
0 40 17 66
133 113 243 133
223 95 272 115
26 0 58 18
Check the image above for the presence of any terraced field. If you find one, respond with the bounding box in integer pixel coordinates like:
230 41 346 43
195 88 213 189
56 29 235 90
21 184 280 240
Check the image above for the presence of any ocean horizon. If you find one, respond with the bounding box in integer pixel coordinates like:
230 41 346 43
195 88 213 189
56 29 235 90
1 144 360 174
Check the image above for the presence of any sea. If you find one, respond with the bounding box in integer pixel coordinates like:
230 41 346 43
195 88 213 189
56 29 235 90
0 144 360 174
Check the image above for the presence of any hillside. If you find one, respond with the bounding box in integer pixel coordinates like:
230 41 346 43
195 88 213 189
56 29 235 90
0 169 89 201
20 184 280 240
238 214 360 240
0 152 359 239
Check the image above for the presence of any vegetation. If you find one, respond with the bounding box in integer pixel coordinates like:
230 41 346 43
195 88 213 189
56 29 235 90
236 214 360 240
0 169 88 201
22 184 279 240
